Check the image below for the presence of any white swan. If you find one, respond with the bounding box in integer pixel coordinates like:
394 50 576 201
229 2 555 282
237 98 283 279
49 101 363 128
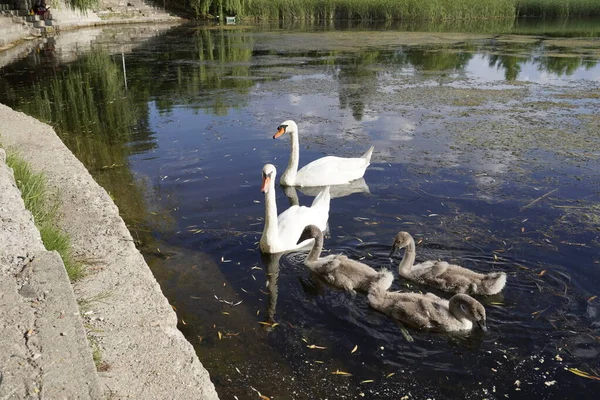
368 270 488 332
390 232 507 296
273 120 374 187
259 164 330 254
296 225 379 295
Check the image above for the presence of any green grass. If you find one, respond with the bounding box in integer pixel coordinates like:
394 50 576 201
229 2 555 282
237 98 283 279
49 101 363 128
5 152 85 281
243 0 516 20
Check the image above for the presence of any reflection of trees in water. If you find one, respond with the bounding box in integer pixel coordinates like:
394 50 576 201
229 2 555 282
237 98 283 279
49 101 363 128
488 54 524 81
334 47 475 121
4 48 172 238
535 55 588 77
126 27 256 116
335 50 381 121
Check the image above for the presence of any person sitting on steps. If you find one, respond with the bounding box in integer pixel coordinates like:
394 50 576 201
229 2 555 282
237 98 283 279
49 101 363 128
34 0 51 21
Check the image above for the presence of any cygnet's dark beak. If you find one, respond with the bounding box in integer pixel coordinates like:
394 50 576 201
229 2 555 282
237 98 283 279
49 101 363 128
388 245 398 258
477 320 488 332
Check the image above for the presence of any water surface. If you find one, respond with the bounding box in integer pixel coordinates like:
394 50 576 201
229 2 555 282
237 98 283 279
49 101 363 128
1 20 599 399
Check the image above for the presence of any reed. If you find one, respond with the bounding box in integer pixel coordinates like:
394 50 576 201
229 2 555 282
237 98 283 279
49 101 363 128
242 0 516 21
516 0 600 18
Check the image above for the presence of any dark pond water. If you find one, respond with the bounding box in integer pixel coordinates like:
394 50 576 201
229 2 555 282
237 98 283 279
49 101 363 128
1 19 600 399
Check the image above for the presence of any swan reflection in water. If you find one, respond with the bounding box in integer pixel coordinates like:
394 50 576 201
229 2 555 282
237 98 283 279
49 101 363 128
261 251 283 327
283 177 370 207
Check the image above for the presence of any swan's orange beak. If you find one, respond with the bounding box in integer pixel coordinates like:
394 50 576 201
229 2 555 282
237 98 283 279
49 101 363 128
273 127 285 139
261 175 271 193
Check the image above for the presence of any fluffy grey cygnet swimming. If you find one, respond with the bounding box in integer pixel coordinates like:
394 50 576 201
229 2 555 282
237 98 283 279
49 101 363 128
390 231 507 295
368 270 488 332
297 225 379 294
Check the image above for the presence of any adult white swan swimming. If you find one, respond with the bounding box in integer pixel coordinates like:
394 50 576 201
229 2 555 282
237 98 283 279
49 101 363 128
273 120 374 187
259 164 330 254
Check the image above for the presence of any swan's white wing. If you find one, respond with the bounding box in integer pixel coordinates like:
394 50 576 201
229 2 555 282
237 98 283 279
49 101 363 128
276 204 329 251
296 156 369 186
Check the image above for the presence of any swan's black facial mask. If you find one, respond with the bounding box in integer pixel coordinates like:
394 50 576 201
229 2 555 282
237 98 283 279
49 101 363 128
273 125 288 139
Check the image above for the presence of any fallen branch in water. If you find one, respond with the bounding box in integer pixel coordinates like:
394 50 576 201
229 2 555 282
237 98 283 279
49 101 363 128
520 188 558 211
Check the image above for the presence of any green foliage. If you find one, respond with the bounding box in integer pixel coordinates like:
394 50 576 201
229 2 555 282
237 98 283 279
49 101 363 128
6 153 84 281
516 0 600 18
64 0 99 12
242 0 516 21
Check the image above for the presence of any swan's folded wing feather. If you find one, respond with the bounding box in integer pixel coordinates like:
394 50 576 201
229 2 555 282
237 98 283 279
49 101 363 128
296 156 369 186
276 204 329 249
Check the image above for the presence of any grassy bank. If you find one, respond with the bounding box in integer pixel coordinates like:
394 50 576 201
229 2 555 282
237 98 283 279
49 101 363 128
5 152 84 281
243 0 516 20
189 0 600 20
516 0 600 18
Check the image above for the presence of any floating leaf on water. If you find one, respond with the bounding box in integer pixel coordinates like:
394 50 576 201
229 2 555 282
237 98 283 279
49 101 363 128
539 270 547 276
181 319 187 325
302 338 308 343
221 257 232 263
315 360 324 364
428 214 439 217
218 331 222 340
588 296 597 302
356 237 363 243
386 373 395 378
233 300 243 306
251 266 262 270
351 345 358 354
567 368 600 381
271 323 279 328
416 238 423 245
331 370 352 376
521 227 525 233
256 310 260 316
258 321 274 326
490 302 504 306
170 304 177 311
360 380 375 384
399 326 414 342
544 381 556 386
307 344 326 350
259 396 271 400
493 254 498 261
222 312 229 315
516 264 529 270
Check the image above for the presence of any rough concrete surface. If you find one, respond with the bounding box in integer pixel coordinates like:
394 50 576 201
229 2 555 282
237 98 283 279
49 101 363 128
1 148 102 399
0 104 219 399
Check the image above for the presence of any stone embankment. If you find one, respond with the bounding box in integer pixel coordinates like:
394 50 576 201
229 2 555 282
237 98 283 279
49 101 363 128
0 103 219 398
0 0 182 50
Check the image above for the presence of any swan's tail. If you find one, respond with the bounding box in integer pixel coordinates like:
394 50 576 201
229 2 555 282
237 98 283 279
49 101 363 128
311 186 331 210
483 271 507 295
361 146 375 164
368 269 393 307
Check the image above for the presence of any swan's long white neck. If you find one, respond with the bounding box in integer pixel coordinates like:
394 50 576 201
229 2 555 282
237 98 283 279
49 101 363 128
262 180 279 248
398 238 417 276
305 231 324 262
281 122 300 185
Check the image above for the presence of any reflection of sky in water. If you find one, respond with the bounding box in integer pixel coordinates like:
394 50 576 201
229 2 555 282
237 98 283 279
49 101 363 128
466 54 600 85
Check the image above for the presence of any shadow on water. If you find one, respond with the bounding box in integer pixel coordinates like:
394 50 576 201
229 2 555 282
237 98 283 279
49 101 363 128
1 19 600 399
